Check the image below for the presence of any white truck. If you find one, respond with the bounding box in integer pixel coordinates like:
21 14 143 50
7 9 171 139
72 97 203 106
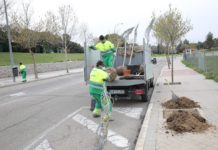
84 39 156 102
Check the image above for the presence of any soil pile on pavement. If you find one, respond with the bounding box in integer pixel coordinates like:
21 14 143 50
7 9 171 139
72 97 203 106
166 110 210 133
162 96 200 109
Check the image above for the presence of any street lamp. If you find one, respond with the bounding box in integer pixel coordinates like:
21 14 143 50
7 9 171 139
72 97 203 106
114 22 123 34
3 0 16 82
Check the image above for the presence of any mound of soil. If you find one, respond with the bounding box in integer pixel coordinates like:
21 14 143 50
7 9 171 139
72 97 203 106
162 96 200 109
166 110 210 133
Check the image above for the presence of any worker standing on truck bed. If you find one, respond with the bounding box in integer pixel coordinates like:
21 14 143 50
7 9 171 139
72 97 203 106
89 35 115 67
89 60 112 117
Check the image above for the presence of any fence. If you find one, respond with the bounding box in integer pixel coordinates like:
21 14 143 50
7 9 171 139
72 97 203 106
183 50 218 81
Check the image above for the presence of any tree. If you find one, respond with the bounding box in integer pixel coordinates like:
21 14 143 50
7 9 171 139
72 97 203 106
79 23 94 45
153 5 192 83
11 1 39 78
68 41 83 53
58 4 78 73
214 38 218 47
204 32 214 49
42 11 61 52
183 39 189 45
105 33 125 47
196 41 204 49
0 0 13 24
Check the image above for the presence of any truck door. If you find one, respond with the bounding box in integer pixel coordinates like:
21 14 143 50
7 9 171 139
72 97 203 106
143 39 154 81
84 43 101 83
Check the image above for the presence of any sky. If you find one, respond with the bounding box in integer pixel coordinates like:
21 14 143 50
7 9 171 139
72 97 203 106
14 0 218 45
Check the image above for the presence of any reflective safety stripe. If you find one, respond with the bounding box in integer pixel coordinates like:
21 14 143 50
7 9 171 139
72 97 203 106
101 49 114 56
89 84 104 90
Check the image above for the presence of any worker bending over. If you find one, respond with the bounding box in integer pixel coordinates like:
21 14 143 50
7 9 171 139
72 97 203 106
89 60 112 117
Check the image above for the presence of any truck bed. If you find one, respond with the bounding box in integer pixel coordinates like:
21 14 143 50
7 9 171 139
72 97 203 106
106 79 145 87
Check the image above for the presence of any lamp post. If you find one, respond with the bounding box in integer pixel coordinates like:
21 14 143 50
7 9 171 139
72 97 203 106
3 0 16 82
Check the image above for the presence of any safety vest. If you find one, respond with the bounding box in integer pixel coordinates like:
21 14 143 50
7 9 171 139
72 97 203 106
90 68 108 84
95 40 115 55
19 64 26 71
89 68 108 94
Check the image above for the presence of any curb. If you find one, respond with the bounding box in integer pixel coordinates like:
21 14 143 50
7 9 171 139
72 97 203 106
135 64 165 150
0 68 83 89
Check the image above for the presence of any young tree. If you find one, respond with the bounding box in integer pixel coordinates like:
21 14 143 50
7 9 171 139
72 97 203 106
79 23 94 45
42 11 61 52
0 0 13 24
58 4 78 73
153 5 192 83
11 1 39 78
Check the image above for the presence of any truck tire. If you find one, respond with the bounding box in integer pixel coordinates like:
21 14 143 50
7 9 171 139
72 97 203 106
141 84 148 102
141 93 148 102
150 79 154 88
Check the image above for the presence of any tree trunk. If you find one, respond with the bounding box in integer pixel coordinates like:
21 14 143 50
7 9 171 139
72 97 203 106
64 35 69 73
171 51 174 84
30 50 38 79
166 49 171 69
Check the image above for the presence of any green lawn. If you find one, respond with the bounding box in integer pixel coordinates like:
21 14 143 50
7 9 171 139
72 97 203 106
0 52 84 66
182 55 218 82
205 56 218 80
151 53 182 57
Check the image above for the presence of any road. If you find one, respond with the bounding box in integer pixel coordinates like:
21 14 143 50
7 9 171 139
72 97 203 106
0 58 165 150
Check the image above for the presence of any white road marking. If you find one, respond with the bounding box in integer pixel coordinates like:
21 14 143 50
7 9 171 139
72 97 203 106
114 107 143 119
34 139 53 150
9 92 25 97
134 103 153 150
24 106 89 150
73 114 130 148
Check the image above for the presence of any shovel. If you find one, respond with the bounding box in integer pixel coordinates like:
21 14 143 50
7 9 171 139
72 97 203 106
164 79 180 101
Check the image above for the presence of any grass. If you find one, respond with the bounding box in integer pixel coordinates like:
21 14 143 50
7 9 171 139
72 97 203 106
182 56 218 82
0 52 84 66
152 53 182 57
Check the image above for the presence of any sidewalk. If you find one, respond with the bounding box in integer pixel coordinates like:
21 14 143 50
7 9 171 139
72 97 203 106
0 68 83 88
136 57 218 150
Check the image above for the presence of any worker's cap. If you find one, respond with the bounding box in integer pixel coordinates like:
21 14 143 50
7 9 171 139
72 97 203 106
99 35 105 41
96 60 104 67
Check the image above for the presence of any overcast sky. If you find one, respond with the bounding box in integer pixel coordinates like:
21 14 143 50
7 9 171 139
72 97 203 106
14 0 218 45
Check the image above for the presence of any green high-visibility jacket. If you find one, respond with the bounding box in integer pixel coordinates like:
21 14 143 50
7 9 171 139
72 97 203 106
95 40 115 56
19 65 26 72
89 67 108 94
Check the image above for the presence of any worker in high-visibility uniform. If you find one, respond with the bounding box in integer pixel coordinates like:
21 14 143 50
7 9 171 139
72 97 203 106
89 60 112 117
19 62 27 82
89 35 115 67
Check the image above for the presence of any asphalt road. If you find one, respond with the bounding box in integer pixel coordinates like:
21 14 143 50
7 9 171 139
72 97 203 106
0 58 166 150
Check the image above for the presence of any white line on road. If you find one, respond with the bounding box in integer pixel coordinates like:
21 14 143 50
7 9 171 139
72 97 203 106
34 139 53 150
0 92 26 107
113 107 143 119
72 114 130 148
24 106 89 150
9 92 26 97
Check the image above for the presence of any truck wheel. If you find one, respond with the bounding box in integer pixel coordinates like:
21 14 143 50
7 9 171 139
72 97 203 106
141 84 148 102
150 79 154 88
141 93 148 102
